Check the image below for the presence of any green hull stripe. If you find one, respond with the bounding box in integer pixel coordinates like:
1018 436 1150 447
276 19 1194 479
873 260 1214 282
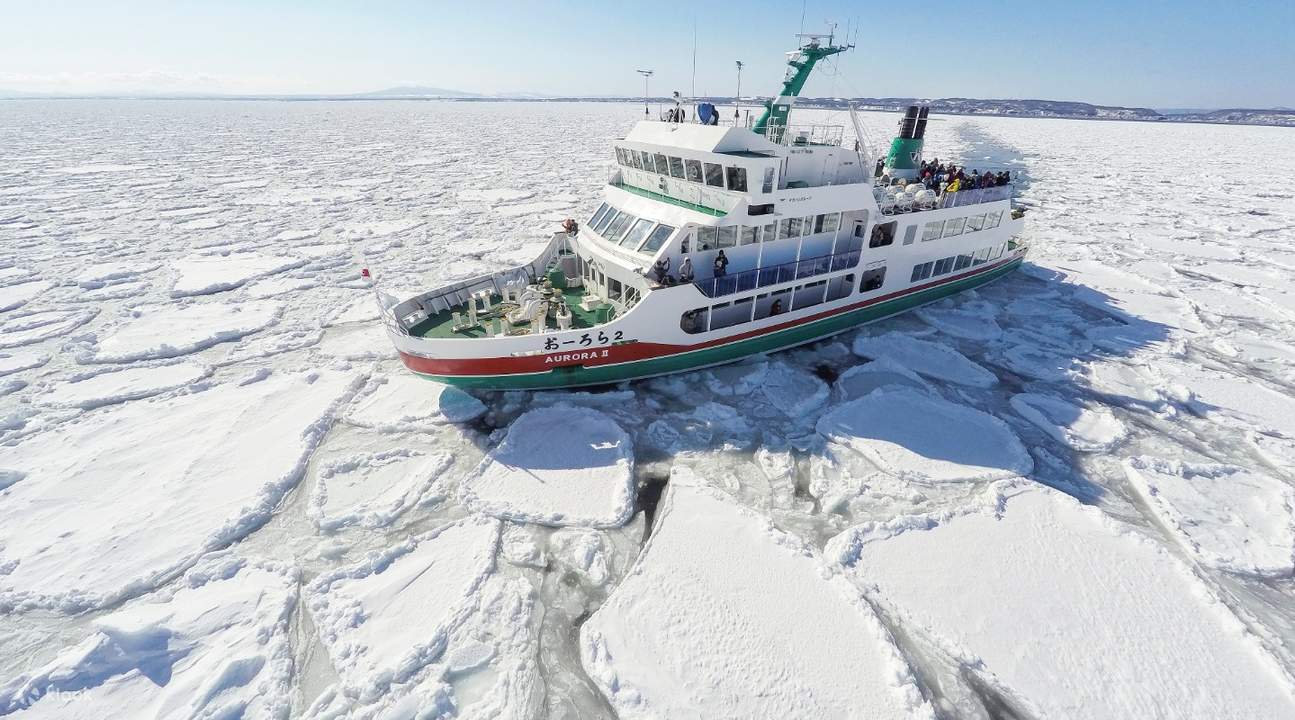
418 257 1022 390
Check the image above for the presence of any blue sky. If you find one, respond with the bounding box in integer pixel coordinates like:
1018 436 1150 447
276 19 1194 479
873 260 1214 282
1 0 1290 107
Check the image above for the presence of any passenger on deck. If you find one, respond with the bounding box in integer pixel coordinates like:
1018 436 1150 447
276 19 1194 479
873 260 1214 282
652 257 671 285
769 298 783 316
678 257 694 283
713 250 729 278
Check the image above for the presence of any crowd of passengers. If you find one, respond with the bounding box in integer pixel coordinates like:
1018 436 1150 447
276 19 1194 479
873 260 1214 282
879 158 1013 194
650 251 731 286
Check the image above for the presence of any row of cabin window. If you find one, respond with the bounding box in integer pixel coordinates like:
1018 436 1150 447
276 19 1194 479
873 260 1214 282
615 147 752 193
681 266 888 334
918 210 1004 243
908 242 1010 283
588 202 677 254
689 212 843 252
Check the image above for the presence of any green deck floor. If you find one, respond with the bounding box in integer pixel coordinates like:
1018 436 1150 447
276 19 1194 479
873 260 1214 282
408 287 607 339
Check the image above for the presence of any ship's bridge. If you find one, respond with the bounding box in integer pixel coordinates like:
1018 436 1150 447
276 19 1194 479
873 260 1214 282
611 119 869 218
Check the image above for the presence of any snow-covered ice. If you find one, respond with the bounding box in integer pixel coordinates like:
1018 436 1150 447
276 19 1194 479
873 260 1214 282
817 387 1032 483
853 331 998 387
88 301 281 363
461 405 635 527
1124 457 1295 577
0 554 298 718
581 468 933 720
5 99 1295 718
830 482 1295 718
0 370 357 611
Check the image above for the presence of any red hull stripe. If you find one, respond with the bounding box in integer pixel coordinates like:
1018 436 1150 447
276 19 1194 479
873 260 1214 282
399 255 1018 377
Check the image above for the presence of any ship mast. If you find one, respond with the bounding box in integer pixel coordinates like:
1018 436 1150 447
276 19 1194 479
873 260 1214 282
752 32 851 138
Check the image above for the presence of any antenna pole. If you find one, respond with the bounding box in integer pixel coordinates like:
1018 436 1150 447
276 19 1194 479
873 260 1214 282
691 20 697 99
636 69 654 117
735 61 743 122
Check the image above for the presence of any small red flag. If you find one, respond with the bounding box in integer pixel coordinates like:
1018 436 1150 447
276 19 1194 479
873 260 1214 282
361 268 371 279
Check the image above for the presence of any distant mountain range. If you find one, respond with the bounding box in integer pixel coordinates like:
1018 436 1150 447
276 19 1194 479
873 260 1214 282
2 87 1290 127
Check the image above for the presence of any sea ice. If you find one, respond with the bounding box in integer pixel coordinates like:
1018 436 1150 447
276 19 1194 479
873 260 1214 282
33 361 211 409
830 482 1295 718
88 301 280 363
1009 392 1127 451
1124 457 1295 577
580 469 933 720
308 449 454 531
816 387 1032 482
461 405 635 527
0 349 49 377
343 374 486 429
306 517 500 701
0 370 357 612
0 281 52 313
853 331 997 387
170 252 305 297
0 554 297 718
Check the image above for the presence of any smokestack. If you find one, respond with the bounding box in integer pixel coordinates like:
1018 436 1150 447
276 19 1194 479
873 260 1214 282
914 106 930 139
899 105 919 139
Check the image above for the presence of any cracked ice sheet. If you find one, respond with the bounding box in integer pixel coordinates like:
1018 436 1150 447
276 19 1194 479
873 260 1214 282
306 516 501 702
461 405 635 528
0 369 359 612
32 361 211 410
580 468 934 720
829 482 1295 719
170 252 306 297
87 301 281 363
853 331 997 387
343 374 486 430
0 554 297 718
1124 457 1295 578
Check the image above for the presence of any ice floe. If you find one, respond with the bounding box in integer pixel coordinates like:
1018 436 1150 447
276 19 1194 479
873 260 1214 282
0 370 358 612
0 554 297 717
170 252 305 297
0 281 52 313
462 405 635 527
830 482 1295 718
1124 457 1295 577
306 517 500 701
1010 392 1127 451
853 331 997 387
343 374 486 429
88 301 280 363
308 449 453 531
581 469 933 720
33 361 211 409
817 387 1032 482
0 349 49 377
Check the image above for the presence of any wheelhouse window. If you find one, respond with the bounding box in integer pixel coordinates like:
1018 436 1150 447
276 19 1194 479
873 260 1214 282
668 156 686 179
593 208 619 234
860 266 887 292
985 211 1003 229
740 226 758 245
972 247 990 265
637 150 652 170
922 220 945 241
640 224 675 253
685 159 704 183
814 212 841 234
697 226 717 251
801 216 813 236
704 162 724 187
966 214 986 232
653 153 669 175
621 218 655 248
605 212 634 242
762 222 776 241
902 225 917 245
716 226 737 248
726 166 748 192
589 203 610 228
762 167 775 193
943 217 966 238
630 151 643 170
615 148 627 166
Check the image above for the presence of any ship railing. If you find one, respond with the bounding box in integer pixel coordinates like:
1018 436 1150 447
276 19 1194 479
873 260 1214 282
387 231 574 333
754 122 845 147
937 185 1013 208
693 248 861 299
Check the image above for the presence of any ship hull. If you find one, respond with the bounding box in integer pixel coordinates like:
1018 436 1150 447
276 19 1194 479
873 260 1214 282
399 255 1023 390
